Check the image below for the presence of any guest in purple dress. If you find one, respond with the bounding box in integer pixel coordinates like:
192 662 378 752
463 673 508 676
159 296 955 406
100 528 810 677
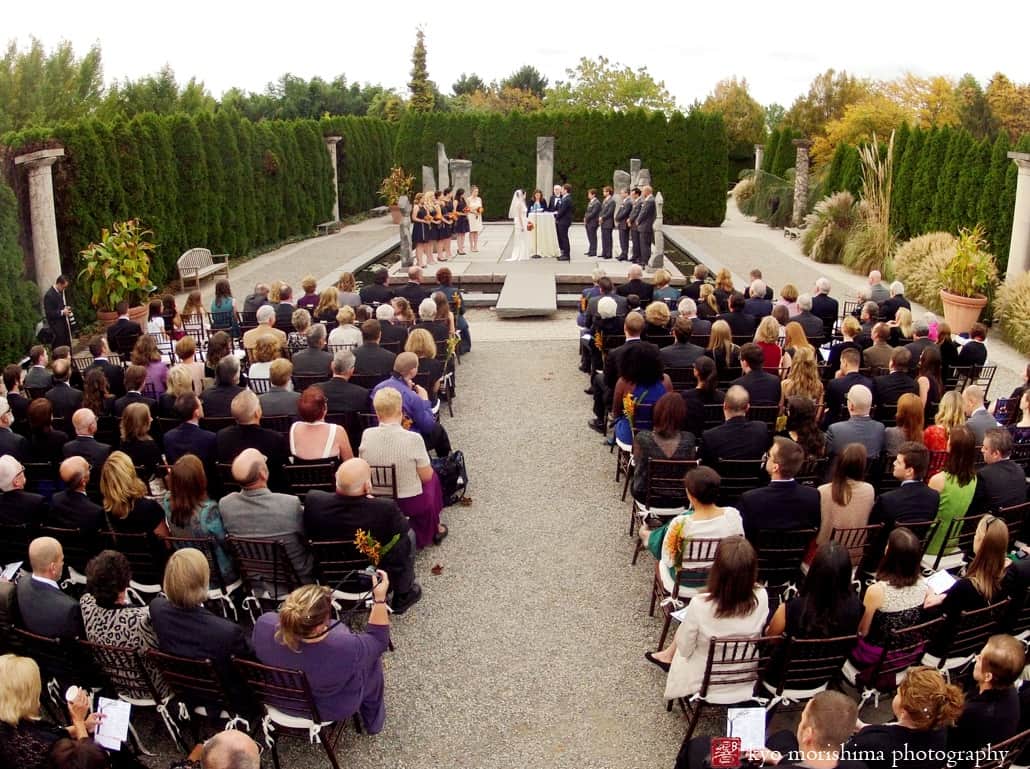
253 581 392 732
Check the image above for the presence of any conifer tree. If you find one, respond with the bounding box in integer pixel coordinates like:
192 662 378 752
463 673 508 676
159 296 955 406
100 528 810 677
891 127 923 239
931 129 971 233
908 127 945 236
978 132 1011 251
952 138 990 234
772 128 796 178
408 29 434 113
762 129 780 173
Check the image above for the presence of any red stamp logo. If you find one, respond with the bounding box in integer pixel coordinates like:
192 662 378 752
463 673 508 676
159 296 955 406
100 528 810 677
710 737 741 768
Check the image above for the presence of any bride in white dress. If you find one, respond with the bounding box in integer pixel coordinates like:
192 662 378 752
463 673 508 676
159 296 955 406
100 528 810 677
506 189 529 262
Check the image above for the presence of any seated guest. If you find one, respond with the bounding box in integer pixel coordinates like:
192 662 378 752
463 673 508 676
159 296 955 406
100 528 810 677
202 331 234 381
253 583 391 731
881 280 911 322
43 359 83 423
826 384 884 460
738 436 821 544
775 282 799 317
353 320 397 377
304 458 421 612
209 279 240 338
884 392 924 456
48 457 103 532
703 319 740 379
242 282 269 314
962 385 1000 444
292 323 333 377
0 395 26 461
973 427 1027 513
242 304 285 353
245 336 279 381
113 365 157 418
130 334 167 398
752 316 782 374
616 263 654 303
259 359 300 417
788 293 825 341
317 350 371 414
374 303 411 350
815 443 873 549
4 364 30 423
162 455 236 584
173 336 205 396
371 352 452 458
416 298 450 346
697 284 720 320
904 317 935 373
680 264 707 301
823 347 873 428
313 286 339 325
85 336 124 396
100 451 167 538
743 279 772 319
781 321 814 366
216 390 288 489
871 442 940 529
630 393 696 507
779 346 822 407
360 387 446 549
16 536 84 639
336 271 361 308
716 292 757 338
329 305 363 348
863 322 894 369
638 466 743 598
924 389 966 451
162 394 217 469
699 385 770 467
916 346 944 422
435 267 470 354
200 356 246 418
651 268 679 304
937 321 961 377
584 295 622 372
679 357 724 439
811 277 839 337
25 398 68 466
0 454 47 525
395 265 430 307
926 425 979 556
62 408 112 471
220 448 313 582
119 403 163 479
677 297 711 337
956 322 989 368
23 345 53 390
780 395 827 459
297 275 319 312
826 316 863 377
641 301 672 342
650 538 768 702
273 284 296 331
405 328 445 406
732 342 782 405
158 365 194 418
947 634 1024 755
289 387 353 464
610 344 672 447
287 307 311 352
359 267 394 306
589 313 657 433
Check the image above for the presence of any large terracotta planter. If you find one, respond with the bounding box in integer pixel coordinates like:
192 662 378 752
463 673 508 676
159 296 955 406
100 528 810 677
389 205 403 224
939 290 988 335
96 304 147 332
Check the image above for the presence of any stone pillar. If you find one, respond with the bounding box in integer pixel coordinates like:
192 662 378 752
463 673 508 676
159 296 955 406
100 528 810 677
536 137 554 197
398 195 414 269
648 191 665 271
630 158 641 188
437 143 450 191
637 168 652 189
421 166 436 193
449 159 472 195
323 136 342 222
613 170 631 194
1005 152 1030 288
754 144 764 176
791 139 812 226
14 147 65 302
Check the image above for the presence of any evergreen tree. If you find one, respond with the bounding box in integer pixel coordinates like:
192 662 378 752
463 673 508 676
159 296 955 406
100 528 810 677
891 123 910 190
839 146 863 198
195 114 224 253
407 29 434 113
978 132 1011 252
0 183 41 363
772 128 796 177
235 117 259 253
214 112 244 257
995 136 1030 272
931 129 972 232
170 114 209 249
952 138 990 233
908 127 945 236
824 142 848 193
892 127 923 239
762 129 780 173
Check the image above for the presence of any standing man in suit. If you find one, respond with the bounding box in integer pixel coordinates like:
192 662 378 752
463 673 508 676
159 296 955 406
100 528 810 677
614 188 632 261
627 188 643 263
547 184 563 212
62 408 112 471
811 278 839 340
738 436 821 544
599 186 616 259
583 188 601 257
17 536 84 639
554 183 573 261
699 385 771 467
962 385 1000 444
43 275 72 350
635 185 657 267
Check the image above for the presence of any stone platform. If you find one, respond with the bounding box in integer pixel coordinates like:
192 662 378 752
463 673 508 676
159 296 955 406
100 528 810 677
388 223 685 317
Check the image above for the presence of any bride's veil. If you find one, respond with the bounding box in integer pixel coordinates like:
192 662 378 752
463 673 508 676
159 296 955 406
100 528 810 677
508 189 525 219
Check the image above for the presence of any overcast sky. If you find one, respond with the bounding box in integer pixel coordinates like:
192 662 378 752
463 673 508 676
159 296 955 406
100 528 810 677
7 1 1027 109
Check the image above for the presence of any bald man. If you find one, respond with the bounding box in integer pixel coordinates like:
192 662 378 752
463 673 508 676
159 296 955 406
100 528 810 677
62 408 112 472
201 729 260 769
371 352 452 457
218 448 313 581
304 458 421 614
826 383 885 460
48 456 104 533
17 536 84 639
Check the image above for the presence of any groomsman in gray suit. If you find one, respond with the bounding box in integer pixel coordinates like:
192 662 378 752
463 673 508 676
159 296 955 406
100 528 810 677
583 188 601 256
599 186 616 259
628 187 643 264
614 188 632 260
636 185 657 267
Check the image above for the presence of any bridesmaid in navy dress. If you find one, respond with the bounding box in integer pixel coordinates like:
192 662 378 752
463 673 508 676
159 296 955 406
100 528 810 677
426 189 440 265
411 192 430 267
453 188 470 255
438 188 454 261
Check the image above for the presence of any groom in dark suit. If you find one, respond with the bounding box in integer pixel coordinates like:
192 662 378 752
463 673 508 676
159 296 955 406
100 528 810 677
554 183 573 261
614 188 632 260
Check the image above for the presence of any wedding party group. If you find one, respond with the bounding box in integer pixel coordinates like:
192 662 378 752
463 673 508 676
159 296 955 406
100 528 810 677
410 185 485 268
507 184 657 263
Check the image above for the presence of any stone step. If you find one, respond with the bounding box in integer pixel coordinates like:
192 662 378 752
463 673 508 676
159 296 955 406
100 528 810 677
495 273 557 318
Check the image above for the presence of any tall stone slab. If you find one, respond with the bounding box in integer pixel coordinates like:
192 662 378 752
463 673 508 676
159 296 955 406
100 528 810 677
637 169 652 189
14 147 65 302
613 170 631 193
398 195 414 269
421 166 436 193
630 158 641 187
323 136 342 221
449 159 472 194
536 137 554 196
648 191 665 270
437 143 450 191
1005 152 1030 287
791 139 812 226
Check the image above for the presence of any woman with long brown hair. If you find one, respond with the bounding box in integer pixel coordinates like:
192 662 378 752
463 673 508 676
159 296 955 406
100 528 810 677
917 345 944 422
780 346 824 407
313 287 339 325
82 369 115 417
162 454 235 583
815 442 874 547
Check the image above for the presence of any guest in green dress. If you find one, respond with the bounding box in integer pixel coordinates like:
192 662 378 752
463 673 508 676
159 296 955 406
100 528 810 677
925 424 978 556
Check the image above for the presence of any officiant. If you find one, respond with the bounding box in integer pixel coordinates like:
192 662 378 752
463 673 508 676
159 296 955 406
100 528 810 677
43 274 73 348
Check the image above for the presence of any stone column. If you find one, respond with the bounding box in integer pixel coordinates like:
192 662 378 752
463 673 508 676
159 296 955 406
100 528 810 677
754 144 764 176
449 159 472 195
1005 152 1030 288
791 139 812 226
398 195 413 269
536 137 554 196
14 147 65 302
648 191 665 271
422 166 436 193
437 143 450 191
613 170 631 193
630 158 641 188
323 136 342 222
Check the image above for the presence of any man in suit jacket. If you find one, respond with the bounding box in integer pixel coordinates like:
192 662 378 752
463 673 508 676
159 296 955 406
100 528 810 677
215 390 288 491
742 269 775 300
547 184 563 213
583 188 601 257
258 360 301 417
374 304 410 349
353 321 397 377
0 455 47 525
718 293 758 338
823 348 874 429
17 536 84 639
199 357 246 419
743 279 773 319
789 294 826 341
272 285 296 331
242 283 270 314
880 281 911 322
699 385 771 467
584 278 628 329
396 265 431 307
317 350 372 414
681 265 709 301
616 264 655 303
660 317 705 370
811 278 839 340
732 344 781 405
48 457 104 532
903 320 935 376
44 360 83 423
626 188 643 264
0 397 26 461
24 345 53 391
43 275 72 349
291 323 333 377
162 394 217 469
105 301 142 357
62 408 112 472
242 305 287 354
3 367 29 424
358 269 395 306
598 186 616 259
862 323 894 371
867 270 889 305
85 336 124 396
873 348 918 415
871 444 941 529
113 365 158 418
554 183 573 261
589 313 658 433
957 323 989 368
304 458 422 613
219 449 313 582
826 384 885 459
972 428 1027 513
635 185 657 267
614 188 633 261
963 385 1000 445
738 436 821 544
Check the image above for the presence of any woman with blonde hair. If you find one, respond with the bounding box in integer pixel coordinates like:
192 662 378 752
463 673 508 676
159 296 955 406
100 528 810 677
246 336 279 381
268 280 283 304
119 402 163 478
131 334 167 397
697 284 719 320
923 389 966 452
100 451 167 538
652 268 678 303
329 305 362 348
406 327 444 404
392 296 415 326
314 287 339 325
753 315 782 373
643 301 671 339
705 319 740 376
713 268 734 312
781 346 824 407
253 580 391 730
336 272 361 308
181 290 204 321
890 306 915 345
776 283 800 317
826 315 863 376
297 275 319 312
424 188 441 264
466 185 484 252
173 336 204 395
162 455 235 583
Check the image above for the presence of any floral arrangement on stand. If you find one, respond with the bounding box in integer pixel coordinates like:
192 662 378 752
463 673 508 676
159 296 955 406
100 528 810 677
354 529 400 566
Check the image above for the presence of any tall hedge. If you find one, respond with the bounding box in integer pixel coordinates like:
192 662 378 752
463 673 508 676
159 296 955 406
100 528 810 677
763 129 781 173
930 129 973 232
892 127 924 239
392 109 728 225
771 128 798 178
908 128 947 236
0 182 40 362
321 116 397 216
978 132 1011 255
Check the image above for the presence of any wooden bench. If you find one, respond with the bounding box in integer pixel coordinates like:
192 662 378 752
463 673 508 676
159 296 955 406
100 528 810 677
784 227 803 240
177 248 230 292
316 221 340 236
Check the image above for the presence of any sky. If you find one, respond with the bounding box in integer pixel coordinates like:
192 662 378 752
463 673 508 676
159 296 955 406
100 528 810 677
6 1 1028 109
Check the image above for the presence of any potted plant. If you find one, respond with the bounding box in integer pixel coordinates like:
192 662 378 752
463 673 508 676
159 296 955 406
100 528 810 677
78 219 157 329
378 166 415 224
939 224 998 335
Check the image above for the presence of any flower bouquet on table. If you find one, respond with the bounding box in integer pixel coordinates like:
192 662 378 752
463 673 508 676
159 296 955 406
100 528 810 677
355 528 400 566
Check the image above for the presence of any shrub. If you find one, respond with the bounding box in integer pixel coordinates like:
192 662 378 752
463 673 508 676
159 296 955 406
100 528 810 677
732 175 755 208
892 232 957 313
997 272 1030 355
843 218 895 278
802 191 858 264
940 224 998 299
0 182 40 362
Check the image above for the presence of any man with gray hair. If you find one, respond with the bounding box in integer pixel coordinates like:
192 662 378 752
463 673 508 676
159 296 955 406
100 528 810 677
962 385 1000 444
397 264 430 306
200 355 245 418
220 448 313 581
904 318 935 376
826 384 885 459
677 297 711 336
743 279 772 318
242 303 286 352
242 283 270 314
417 297 450 345
317 350 370 414
881 280 911 322
291 322 332 377
200 729 261 769
789 293 825 340
375 303 409 348
0 395 26 461
372 352 452 456
811 277 839 338
0 454 46 525
616 263 654 303
215 390 288 491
